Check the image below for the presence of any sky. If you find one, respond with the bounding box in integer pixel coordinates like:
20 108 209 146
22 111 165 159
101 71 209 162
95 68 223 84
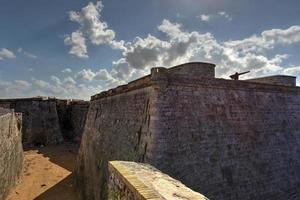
1 0 300 100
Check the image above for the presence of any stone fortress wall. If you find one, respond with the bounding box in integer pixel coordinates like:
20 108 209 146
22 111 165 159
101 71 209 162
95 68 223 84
0 108 23 200
0 97 89 146
76 62 300 200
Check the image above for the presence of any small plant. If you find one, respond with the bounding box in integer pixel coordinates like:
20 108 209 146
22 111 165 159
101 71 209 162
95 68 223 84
108 190 121 200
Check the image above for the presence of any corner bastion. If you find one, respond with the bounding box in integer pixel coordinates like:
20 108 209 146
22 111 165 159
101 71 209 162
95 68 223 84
76 62 300 200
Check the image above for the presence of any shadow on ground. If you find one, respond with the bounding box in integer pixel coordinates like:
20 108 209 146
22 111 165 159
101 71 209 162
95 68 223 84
34 144 80 200
34 173 80 200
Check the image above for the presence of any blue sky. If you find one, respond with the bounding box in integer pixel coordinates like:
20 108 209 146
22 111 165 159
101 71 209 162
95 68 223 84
1 0 300 99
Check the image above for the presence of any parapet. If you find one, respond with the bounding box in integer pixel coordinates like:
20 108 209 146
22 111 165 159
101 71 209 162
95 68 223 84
245 75 296 87
108 161 208 200
91 62 216 101
167 62 215 78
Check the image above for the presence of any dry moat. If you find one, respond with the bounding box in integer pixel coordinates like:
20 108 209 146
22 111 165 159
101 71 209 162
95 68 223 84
6 145 79 200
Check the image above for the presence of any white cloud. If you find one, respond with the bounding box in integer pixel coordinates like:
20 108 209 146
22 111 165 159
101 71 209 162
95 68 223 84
64 31 88 59
50 75 61 85
76 69 96 82
197 11 232 22
76 68 116 85
17 48 38 59
63 76 76 86
69 1 115 45
0 48 16 60
283 66 300 75
218 11 232 21
65 1 125 58
198 14 211 22
0 80 31 98
225 26 300 54
62 68 72 73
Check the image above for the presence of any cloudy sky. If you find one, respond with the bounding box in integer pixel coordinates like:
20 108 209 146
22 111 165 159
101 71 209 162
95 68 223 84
1 0 300 100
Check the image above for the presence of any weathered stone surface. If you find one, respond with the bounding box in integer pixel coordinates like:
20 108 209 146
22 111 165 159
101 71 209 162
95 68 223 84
0 97 63 146
0 109 23 200
76 62 300 200
56 99 89 142
108 161 208 200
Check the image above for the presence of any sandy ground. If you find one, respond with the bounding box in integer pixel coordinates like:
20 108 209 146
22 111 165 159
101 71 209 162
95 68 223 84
6 144 80 200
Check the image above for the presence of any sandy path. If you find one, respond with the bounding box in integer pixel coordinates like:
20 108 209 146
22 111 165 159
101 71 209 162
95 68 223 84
6 144 80 200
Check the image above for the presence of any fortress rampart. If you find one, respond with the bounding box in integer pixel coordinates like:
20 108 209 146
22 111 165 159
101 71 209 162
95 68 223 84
76 62 300 200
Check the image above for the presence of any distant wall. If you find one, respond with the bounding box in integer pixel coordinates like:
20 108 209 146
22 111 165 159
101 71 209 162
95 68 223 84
0 109 23 200
56 100 89 142
108 161 208 200
0 98 63 146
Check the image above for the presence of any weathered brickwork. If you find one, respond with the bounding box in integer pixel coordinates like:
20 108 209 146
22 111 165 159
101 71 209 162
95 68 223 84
0 109 23 200
76 62 300 200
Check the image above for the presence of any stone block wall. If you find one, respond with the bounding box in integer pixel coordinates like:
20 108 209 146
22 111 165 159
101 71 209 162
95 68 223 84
0 109 23 200
108 161 208 200
76 62 300 200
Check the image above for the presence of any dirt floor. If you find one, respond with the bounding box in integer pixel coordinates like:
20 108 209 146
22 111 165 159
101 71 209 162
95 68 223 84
6 144 80 200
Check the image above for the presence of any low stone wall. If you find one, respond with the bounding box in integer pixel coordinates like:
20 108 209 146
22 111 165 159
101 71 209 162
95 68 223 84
0 109 23 200
108 161 208 200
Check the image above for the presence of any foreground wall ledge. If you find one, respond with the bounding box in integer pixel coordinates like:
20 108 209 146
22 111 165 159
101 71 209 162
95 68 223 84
108 161 209 200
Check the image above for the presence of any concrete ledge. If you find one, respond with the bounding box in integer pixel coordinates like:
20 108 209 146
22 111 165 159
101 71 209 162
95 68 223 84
108 161 208 200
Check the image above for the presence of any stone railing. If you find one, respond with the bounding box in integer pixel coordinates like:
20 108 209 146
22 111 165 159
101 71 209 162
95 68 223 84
108 161 209 200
